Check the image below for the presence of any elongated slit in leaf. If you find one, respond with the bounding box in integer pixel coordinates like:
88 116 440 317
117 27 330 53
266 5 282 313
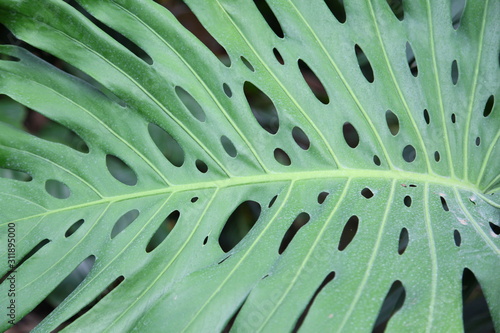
398 228 409 254
279 212 311 254
106 155 138 186
343 122 360 148
244 81 279 134
324 0 346 23
298 59 329 104
219 200 261 253
385 110 400 136
65 219 84 238
354 45 374 83
45 179 71 199
451 60 459 85
146 210 180 253
0 239 50 284
111 209 140 239
338 215 359 251
221 135 237 157
453 229 461 246
451 0 466 30
372 280 406 331
148 123 185 167
386 0 404 21
318 191 330 204
0 168 32 181
405 42 418 77
292 126 311 150
273 48 285 65
175 86 206 122
462 268 494 332
483 95 494 117
274 148 291 166
252 0 284 38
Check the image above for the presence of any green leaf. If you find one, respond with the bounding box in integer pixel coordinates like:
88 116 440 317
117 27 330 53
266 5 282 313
0 0 498 331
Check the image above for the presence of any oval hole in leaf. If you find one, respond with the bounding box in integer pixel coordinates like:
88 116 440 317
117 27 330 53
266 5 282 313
404 195 412 207
45 179 71 199
148 123 185 167
273 48 284 65
106 155 137 186
338 215 359 251
451 60 459 85
293 271 336 331
318 191 330 204
195 159 208 173
268 195 278 208
274 148 291 166
191 197 199 203
343 122 360 148
219 200 261 253
385 110 400 136
34 116 90 153
65 219 84 238
298 59 329 104
241 56 255 72
423 109 430 124
111 209 140 239
490 222 500 235
175 86 206 122
223 83 232 97
454 229 461 246
203 236 208 245
244 81 279 134
324 0 346 23
372 280 406 331
221 135 237 157
252 0 284 38
292 126 311 150
402 145 416 162
373 155 381 166
405 42 418 77
0 168 32 182
434 151 441 162
440 196 449 211
398 228 409 255
386 0 404 21
0 54 21 62
361 188 374 199
279 212 311 254
475 137 480 146
146 210 180 253
483 95 494 117
0 239 50 284
354 45 374 83
451 0 466 30
451 113 457 123
462 268 494 332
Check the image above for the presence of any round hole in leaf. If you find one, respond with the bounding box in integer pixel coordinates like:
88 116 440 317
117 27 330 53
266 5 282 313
106 155 138 186
475 137 481 146
175 86 206 122
65 219 84 238
244 81 280 134
274 148 291 166
454 229 461 246
398 228 409 255
146 210 180 253
373 155 381 166
111 209 140 239
434 151 441 162
279 212 311 254
298 59 329 104
219 200 261 252
405 42 418 77
292 126 310 150
148 123 185 167
423 109 430 124
402 145 416 162
223 83 232 97
241 56 255 72
195 159 208 173
317 191 329 204
404 195 412 207
273 48 284 65
221 135 237 157
361 188 374 199
343 122 359 148
324 0 346 23
354 44 374 83
45 179 71 199
338 215 359 251
385 110 400 136
268 195 278 208
483 95 494 117
451 60 459 85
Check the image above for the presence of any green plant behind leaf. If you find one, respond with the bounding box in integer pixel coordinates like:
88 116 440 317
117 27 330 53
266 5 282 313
0 0 498 332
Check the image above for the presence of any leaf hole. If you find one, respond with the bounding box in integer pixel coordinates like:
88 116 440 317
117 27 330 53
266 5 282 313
203 236 208 246
403 195 412 207
110 209 140 239
462 268 495 332
146 210 180 253
373 280 406 331
244 81 279 134
385 110 400 136
317 191 330 204
451 60 459 85
273 47 285 65
483 95 494 117
451 0 466 30
475 137 480 146
324 0 346 23
468 197 476 205
402 145 416 162
148 123 185 167
298 59 329 104
241 56 255 72
343 122 360 148
354 44 374 83
0 54 21 62
0 168 32 182
405 42 418 77
490 222 500 236
175 86 206 122
338 215 359 251
45 179 71 199
440 196 449 211
195 159 208 173
191 197 199 203
292 126 311 150
373 155 381 166
386 0 404 21
218 255 231 265
219 200 261 252
221 135 238 157
65 219 84 238
361 188 374 199
398 228 409 255
409 184 417 188
268 195 278 208
434 151 441 162
293 271 336 331
252 0 284 38
223 83 233 97
423 109 431 124
274 148 291 166
451 113 457 123
106 155 138 186
454 229 461 246
279 212 311 254
0 239 50 284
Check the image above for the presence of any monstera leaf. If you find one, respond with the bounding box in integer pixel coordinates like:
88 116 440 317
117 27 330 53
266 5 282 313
0 0 499 331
